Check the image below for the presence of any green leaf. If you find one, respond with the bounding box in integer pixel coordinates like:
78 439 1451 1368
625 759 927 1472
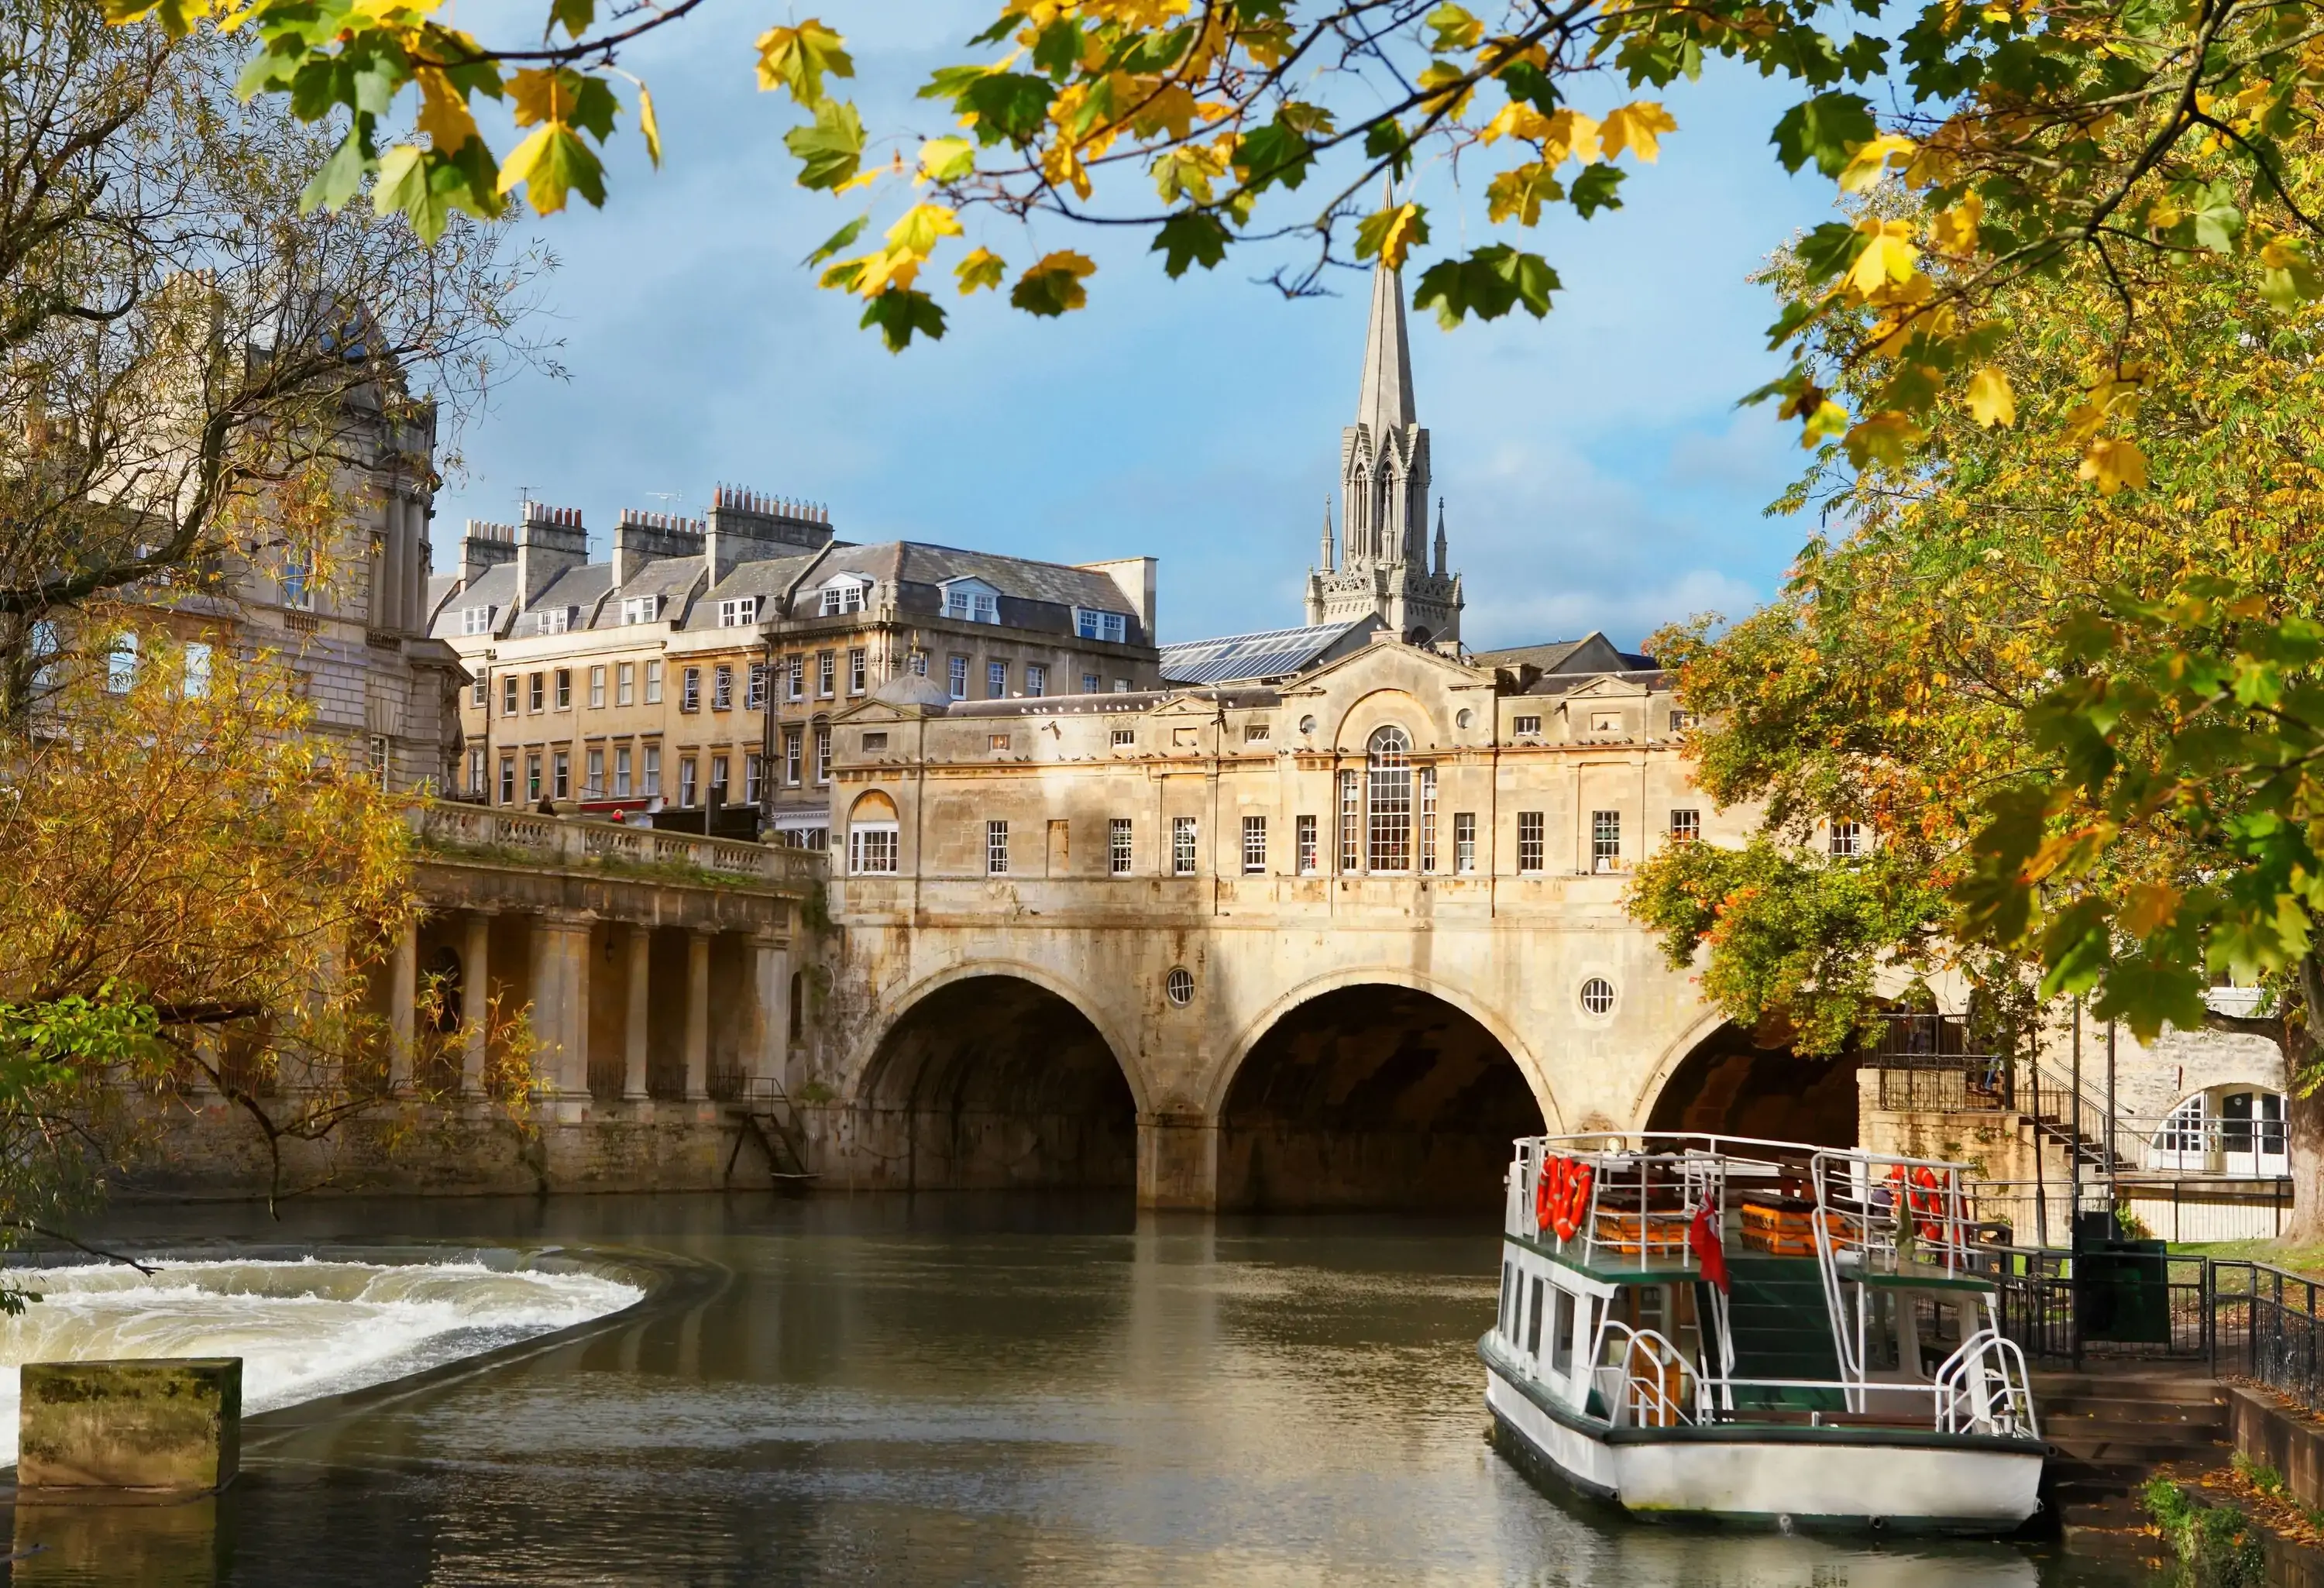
1411 244 1559 328
1771 92 1877 177
785 100 866 191
1363 119 1412 181
1153 211 1230 277
1236 118 1315 193
859 287 947 352
497 121 607 214
803 213 870 266
548 0 593 40
1568 163 1625 218
961 73 1055 145
301 123 374 214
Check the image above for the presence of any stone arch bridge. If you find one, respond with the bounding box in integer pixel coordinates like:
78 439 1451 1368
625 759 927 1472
806 636 1855 1210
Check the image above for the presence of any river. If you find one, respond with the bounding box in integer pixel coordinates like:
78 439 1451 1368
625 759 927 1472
6 1193 2161 1586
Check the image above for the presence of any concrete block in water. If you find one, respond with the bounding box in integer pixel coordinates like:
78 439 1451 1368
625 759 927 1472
17 1358 242 1494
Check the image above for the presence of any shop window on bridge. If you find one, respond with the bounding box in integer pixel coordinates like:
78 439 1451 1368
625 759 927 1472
848 792 901 875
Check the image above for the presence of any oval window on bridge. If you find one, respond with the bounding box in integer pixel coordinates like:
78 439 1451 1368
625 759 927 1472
1578 978 1616 1016
1165 967 1195 1006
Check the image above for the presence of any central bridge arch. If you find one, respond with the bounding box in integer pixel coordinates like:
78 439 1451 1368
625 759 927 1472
1210 975 1548 1212
851 970 1140 1191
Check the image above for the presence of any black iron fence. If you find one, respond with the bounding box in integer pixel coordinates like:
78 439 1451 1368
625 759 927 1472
2212 1260 2324 1409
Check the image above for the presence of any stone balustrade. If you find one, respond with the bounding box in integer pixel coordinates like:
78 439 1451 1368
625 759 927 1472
411 800 824 887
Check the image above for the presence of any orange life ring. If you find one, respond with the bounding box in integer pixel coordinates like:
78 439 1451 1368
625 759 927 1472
1909 1165 1945 1244
1555 1164 1593 1242
1535 1160 1558 1235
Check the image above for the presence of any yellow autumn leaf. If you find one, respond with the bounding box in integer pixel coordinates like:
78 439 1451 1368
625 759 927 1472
1965 366 2015 428
1844 411 1923 470
1539 109 1600 167
508 68 575 129
1365 202 1428 270
755 18 854 105
638 84 662 168
1486 163 1561 226
2119 880 2182 938
1598 101 1675 163
918 136 975 184
413 66 477 152
2079 437 2148 494
1848 219 1919 296
884 203 962 259
1480 102 1551 145
852 248 921 298
1932 191 1982 255
1416 61 1473 120
1837 132 1916 194
956 248 1006 294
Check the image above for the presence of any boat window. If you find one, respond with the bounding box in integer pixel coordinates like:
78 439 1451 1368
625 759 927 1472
1551 1288 1576 1376
1499 1262 1513 1335
1526 1277 1545 1356
1633 1284 1666 1335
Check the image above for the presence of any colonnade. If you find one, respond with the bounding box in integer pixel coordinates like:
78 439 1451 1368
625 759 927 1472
381 906 795 1109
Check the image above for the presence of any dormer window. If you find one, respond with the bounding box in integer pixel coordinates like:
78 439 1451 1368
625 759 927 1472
621 595 661 625
818 576 870 617
533 607 573 635
719 596 761 627
940 578 1001 624
460 604 496 636
1074 607 1128 644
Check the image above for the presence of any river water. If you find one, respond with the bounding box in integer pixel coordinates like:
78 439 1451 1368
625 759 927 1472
7 1194 2161 1586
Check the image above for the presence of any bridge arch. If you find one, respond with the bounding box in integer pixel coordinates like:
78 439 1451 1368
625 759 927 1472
1210 971 1553 1212
845 964 1143 1191
1636 1014 1858 1146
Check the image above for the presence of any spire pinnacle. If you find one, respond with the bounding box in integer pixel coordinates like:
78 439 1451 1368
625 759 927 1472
1353 260 1416 437
1320 497 1336 572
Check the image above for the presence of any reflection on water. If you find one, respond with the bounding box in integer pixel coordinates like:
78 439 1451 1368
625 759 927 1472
4 1195 2159 1586
0 1260 639 1464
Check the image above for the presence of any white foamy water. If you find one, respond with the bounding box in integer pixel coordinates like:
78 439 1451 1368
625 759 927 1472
0 1258 641 1463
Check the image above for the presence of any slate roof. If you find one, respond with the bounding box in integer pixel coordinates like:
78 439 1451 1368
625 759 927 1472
1470 632 1655 676
526 562 613 628
592 555 703 628
1158 618 1373 686
430 565 517 639
685 550 826 628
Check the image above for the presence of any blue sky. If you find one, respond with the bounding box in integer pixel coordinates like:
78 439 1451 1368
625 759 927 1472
430 8 1841 651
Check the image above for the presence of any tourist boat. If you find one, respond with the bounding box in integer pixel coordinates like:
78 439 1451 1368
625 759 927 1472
1481 1133 2044 1533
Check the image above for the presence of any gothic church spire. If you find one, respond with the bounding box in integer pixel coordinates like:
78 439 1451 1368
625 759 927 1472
1353 255 1417 436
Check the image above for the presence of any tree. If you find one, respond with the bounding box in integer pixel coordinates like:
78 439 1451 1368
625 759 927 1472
109 0 2324 483
1628 220 2324 1229
0 0 546 715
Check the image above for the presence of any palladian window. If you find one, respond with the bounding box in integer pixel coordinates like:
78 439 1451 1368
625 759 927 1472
1366 725 1413 873
847 790 900 875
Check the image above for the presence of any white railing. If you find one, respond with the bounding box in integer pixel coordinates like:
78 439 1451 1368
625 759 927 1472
1934 1330 2040 1439
411 801 825 888
1599 1322 1700 1428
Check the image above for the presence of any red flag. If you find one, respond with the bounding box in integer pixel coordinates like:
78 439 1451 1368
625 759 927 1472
1689 1202 1729 1294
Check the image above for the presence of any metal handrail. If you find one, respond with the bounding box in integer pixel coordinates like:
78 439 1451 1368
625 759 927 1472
1933 1329 2040 1438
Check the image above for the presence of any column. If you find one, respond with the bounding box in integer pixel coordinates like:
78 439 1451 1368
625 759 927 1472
683 930 710 1102
388 916 418 1090
748 930 789 1094
460 910 491 1094
529 910 593 1099
624 925 651 1101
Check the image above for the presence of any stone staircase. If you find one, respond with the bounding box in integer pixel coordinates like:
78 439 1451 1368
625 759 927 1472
2034 1368 2230 1528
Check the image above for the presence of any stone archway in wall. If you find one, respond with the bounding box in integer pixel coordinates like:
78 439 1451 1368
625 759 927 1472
854 974 1137 1191
1216 984 1544 1212
1645 1021 1858 1145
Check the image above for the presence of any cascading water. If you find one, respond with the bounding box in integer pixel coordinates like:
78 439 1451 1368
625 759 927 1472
0 1259 641 1463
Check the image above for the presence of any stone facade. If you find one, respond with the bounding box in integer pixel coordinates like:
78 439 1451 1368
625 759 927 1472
807 631 1743 1208
427 494 1162 846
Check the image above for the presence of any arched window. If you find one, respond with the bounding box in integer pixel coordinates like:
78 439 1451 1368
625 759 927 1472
2149 1094 2208 1170
1367 725 1412 872
847 790 899 875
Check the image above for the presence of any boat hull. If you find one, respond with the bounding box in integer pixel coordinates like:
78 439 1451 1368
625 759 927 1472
1483 1354 2044 1534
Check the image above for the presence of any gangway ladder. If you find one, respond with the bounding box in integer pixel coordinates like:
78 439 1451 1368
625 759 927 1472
726 1076 819 1194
